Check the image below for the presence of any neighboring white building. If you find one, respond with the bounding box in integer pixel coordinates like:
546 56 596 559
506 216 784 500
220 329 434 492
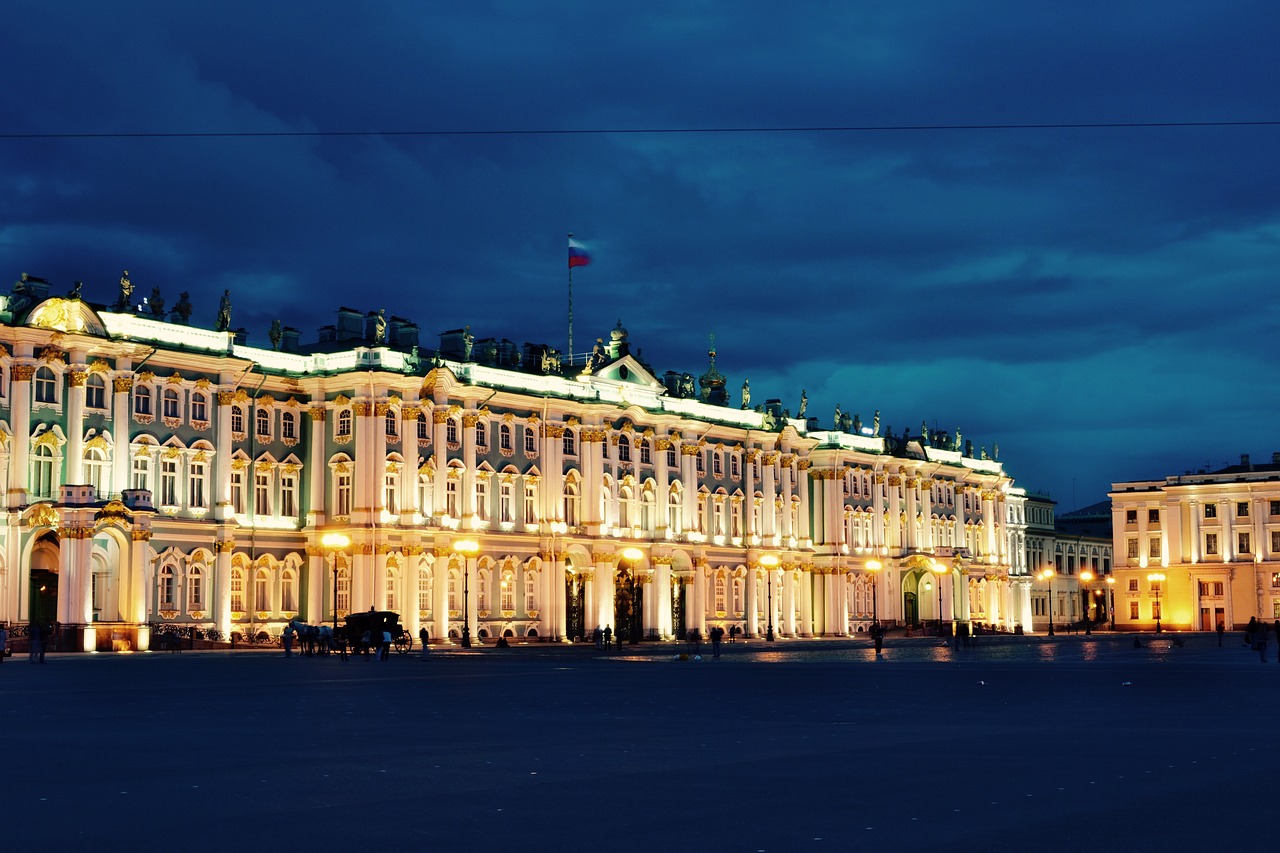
1111 454 1280 631
0 272 1028 651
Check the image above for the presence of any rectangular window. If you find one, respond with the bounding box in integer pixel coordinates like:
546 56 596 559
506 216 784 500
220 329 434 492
131 456 151 492
255 471 271 515
667 447 677 468
1126 509 1137 523
524 485 537 525
1238 532 1251 554
731 456 740 478
230 470 244 514
524 429 536 454
189 462 207 510
1214 582 1224 596
1127 538 1138 558
1129 601 1140 619
1149 537 1161 558
231 572 244 612
1128 578 1139 592
475 480 489 520
1152 601 1162 620
1148 509 1159 524
618 439 630 463
159 459 179 506
1205 503 1217 518
640 441 651 465
335 473 352 517
446 480 459 517
1238 502 1250 517
280 475 297 518
1271 500 1280 516
1205 533 1218 555
1272 531 1280 553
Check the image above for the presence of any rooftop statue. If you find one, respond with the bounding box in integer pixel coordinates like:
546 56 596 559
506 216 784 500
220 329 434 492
798 389 807 417
174 291 193 324
741 379 750 409
373 309 387 344
215 289 232 332
116 270 133 310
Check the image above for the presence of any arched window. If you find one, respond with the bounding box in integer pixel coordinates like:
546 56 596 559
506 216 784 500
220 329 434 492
163 387 180 419
336 567 350 616
639 439 651 465
418 418 430 442
418 569 432 614
562 429 576 456
446 418 459 444
31 445 55 498
563 482 580 527
524 570 536 612
190 391 208 422
500 423 513 451
34 366 57 404
230 568 245 612
385 567 399 612
618 486 633 529
85 374 106 409
254 569 270 611
188 565 205 610
385 408 397 438
668 485 682 534
500 571 515 611
281 563 295 612
133 383 152 415
159 564 176 608
618 439 631 462
255 407 271 438
230 405 245 434
336 409 352 439
281 410 296 441
84 447 109 495
714 573 726 613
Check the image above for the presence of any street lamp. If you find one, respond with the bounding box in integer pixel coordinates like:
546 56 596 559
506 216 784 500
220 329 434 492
1147 571 1166 633
453 538 479 647
1105 574 1116 630
866 559 883 653
865 559 882 628
760 554 779 641
1037 567 1056 636
621 547 644 644
930 560 947 638
1079 569 1094 635
320 531 351 632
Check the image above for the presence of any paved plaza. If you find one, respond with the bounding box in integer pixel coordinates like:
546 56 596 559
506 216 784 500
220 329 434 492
4 633 1277 851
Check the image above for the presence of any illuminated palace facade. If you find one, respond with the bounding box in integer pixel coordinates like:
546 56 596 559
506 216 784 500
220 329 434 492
1111 456 1280 632
0 273 1034 652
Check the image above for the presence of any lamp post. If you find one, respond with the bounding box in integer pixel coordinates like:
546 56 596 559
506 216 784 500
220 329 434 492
760 554 779 641
1080 569 1094 635
1106 574 1116 630
1147 571 1165 633
453 538 479 647
866 559 883 653
1038 567 1056 636
930 560 947 638
320 531 351 632
865 559 882 628
621 547 644 644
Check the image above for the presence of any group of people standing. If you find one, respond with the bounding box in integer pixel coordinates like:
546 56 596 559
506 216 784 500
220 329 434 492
1244 617 1280 662
0 622 51 664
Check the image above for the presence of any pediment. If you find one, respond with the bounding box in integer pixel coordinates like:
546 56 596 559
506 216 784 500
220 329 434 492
584 355 664 391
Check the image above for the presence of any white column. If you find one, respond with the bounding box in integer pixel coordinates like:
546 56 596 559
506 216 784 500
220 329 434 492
743 449 756 540
681 445 699 533
8 362 33 505
66 365 87 484
307 403 326 525
761 453 777 542
432 408 449 517
656 559 672 638
779 457 794 540
745 563 758 637
797 461 812 546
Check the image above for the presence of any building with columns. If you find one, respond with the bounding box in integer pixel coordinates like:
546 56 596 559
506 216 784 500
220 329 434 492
1111 454 1280 632
0 272 1033 651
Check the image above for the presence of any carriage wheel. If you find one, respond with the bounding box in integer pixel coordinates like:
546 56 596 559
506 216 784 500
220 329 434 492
395 635 411 655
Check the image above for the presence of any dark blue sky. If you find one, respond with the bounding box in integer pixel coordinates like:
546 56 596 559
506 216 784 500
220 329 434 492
4 2 1278 510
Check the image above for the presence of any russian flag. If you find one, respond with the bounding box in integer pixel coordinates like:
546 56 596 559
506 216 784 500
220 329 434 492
568 238 591 268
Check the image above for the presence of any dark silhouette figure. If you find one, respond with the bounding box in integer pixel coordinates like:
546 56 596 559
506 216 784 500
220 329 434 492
602 625 612 649
1217 622 1225 647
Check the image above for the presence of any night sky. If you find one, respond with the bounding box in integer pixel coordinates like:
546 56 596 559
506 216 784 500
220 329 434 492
4 3 1278 510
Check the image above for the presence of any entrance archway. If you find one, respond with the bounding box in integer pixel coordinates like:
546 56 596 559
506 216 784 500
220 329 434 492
29 534 60 625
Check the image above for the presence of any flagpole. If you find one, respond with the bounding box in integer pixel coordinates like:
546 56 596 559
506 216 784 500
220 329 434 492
567 231 574 369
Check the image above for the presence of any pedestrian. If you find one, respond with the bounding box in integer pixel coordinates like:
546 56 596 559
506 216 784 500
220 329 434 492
603 625 612 649
360 630 371 659
282 622 295 658
615 630 622 652
873 623 884 655
1259 624 1269 663
0 623 8 664
593 626 603 649
711 626 722 658
29 622 44 663
1217 622 1225 647
1274 621 1280 664
381 629 392 661
419 626 430 661
1246 617 1258 647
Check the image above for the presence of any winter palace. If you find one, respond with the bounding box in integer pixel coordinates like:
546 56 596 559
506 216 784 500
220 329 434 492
0 271 1035 652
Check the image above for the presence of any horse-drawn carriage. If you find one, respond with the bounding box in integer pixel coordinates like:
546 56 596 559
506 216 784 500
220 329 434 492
338 610 413 656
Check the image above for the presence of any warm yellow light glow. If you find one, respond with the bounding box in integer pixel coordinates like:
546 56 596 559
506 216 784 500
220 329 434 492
1147 571 1166 584
550 521 568 535
1038 567 1055 581
930 560 947 576
453 538 480 555
1080 569 1094 583
321 532 351 550
866 559 882 573
759 554 780 568
923 581 933 591
621 546 644 562
1106 575 1115 586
